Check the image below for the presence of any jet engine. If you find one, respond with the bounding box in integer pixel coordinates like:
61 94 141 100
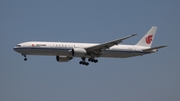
56 56 72 62
71 48 87 57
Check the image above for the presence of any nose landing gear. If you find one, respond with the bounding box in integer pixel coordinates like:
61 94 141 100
22 54 27 61
24 58 27 61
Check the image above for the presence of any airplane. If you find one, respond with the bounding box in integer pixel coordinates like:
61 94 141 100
13 26 167 66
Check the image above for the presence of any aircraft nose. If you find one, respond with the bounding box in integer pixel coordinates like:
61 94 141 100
13 47 18 52
13 44 21 52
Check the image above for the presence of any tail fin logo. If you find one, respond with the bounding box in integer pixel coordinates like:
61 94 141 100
146 35 153 44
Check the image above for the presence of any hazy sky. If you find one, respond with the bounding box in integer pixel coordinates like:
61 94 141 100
0 0 180 101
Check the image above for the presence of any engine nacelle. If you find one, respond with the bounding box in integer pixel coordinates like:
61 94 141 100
56 56 72 62
71 48 87 57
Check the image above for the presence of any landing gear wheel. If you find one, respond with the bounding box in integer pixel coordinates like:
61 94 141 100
85 62 89 66
88 58 98 63
88 58 92 62
94 59 98 63
24 58 27 61
79 61 83 64
79 58 89 66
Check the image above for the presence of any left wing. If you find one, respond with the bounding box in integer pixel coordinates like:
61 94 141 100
85 34 137 53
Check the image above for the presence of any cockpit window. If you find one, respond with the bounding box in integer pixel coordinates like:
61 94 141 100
16 45 21 47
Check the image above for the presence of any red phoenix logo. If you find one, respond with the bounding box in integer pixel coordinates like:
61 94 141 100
146 35 153 44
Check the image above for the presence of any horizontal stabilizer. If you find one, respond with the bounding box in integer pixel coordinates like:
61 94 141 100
143 45 167 52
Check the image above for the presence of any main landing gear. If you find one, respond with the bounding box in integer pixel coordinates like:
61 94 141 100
22 54 27 61
79 57 98 66
79 57 89 66
88 58 98 63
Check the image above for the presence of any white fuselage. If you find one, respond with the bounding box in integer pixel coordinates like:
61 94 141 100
13 26 166 65
13 41 151 58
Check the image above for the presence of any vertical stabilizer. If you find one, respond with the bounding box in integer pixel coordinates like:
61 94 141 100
136 26 157 47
